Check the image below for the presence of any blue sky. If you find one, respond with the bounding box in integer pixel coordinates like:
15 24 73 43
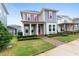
5 3 79 26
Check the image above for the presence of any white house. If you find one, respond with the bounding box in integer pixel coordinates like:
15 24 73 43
73 18 79 30
21 8 58 36
57 15 78 32
0 3 8 27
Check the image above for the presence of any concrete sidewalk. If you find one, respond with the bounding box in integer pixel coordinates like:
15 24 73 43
38 39 79 56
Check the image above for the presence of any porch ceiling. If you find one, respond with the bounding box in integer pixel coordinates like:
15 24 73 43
58 23 77 26
21 20 45 24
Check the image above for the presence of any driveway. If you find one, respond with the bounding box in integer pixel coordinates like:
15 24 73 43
38 39 79 56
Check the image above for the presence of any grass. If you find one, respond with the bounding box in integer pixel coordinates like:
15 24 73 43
0 37 55 56
53 35 79 43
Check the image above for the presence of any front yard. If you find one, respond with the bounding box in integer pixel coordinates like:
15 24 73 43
53 35 79 43
0 37 55 56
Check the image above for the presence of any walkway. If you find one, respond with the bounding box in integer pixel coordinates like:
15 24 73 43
42 37 65 46
38 39 79 56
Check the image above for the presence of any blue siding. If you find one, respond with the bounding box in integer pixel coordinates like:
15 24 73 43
45 11 48 22
44 11 57 23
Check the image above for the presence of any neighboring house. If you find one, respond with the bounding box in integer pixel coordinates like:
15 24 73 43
7 25 22 35
0 3 8 27
7 26 17 36
21 8 58 36
73 18 79 30
57 16 77 32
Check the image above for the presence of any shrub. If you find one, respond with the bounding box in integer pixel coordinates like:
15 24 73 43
47 32 68 38
18 32 22 36
17 35 37 39
0 21 12 50
17 35 40 41
47 34 57 37
57 32 68 36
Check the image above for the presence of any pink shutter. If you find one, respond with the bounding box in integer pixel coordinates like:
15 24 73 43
30 14 33 21
25 14 27 20
37 15 38 21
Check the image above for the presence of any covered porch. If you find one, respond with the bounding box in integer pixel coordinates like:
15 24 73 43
22 22 45 36
58 23 78 34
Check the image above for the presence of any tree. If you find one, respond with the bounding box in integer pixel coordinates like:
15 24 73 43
0 21 12 50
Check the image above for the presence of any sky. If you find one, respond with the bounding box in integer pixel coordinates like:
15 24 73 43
5 3 79 26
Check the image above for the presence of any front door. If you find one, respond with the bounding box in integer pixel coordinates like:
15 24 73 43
38 26 40 35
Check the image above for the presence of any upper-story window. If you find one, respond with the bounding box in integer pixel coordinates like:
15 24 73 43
25 14 27 20
34 15 38 21
31 14 34 21
25 13 38 21
48 11 53 19
0 9 2 17
27 14 31 21
28 17 30 20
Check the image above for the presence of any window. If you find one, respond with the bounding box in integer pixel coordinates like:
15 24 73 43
34 15 38 21
25 29 28 33
49 25 51 31
53 25 55 31
50 15 52 19
27 14 31 20
25 14 27 20
28 17 30 20
48 11 52 19
31 30 34 32
31 14 34 21
35 16 37 21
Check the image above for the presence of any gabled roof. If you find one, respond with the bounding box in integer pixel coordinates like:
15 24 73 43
41 8 58 12
1 3 9 14
73 18 79 21
21 10 39 14
57 15 74 24
20 8 58 14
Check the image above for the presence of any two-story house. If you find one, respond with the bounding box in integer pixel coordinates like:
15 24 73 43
21 8 58 35
0 3 8 27
21 8 58 36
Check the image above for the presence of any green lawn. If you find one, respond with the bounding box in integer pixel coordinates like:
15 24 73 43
0 37 55 56
53 35 79 43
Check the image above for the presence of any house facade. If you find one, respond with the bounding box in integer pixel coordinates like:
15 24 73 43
21 8 58 36
0 3 8 27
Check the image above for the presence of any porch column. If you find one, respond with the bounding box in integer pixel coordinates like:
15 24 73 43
36 24 38 35
30 24 32 35
44 24 45 35
64 24 65 31
22 23 25 36
73 25 74 31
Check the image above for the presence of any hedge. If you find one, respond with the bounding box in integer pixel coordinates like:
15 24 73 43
17 35 40 41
